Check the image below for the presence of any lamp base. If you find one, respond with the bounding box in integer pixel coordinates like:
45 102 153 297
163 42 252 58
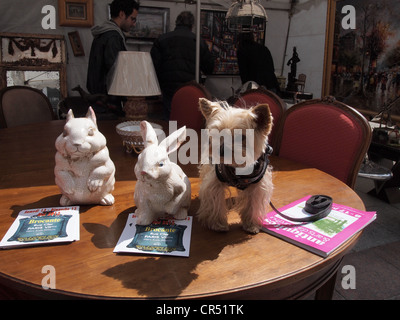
124 97 148 120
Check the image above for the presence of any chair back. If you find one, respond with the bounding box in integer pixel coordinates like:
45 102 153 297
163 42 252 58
233 88 285 149
0 86 55 128
275 96 372 188
297 73 306 82
295 73 306 92
169 81 212 131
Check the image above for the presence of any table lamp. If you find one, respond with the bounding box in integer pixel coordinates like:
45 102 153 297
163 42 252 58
107 51 161 120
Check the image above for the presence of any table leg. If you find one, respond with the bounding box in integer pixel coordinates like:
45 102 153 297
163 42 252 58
315 272 338 300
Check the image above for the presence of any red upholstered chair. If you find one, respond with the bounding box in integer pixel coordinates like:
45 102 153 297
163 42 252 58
0 86 55 128
233 88 285 150
169 81 212 131
275 96 372 189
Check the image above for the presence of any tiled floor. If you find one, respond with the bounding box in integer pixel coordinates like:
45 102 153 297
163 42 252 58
331 176 400 300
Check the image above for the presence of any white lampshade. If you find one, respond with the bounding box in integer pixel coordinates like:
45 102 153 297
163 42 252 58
107 51 161 97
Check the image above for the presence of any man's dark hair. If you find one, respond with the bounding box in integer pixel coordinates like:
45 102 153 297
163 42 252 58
175 11 194 28
110 0 140 18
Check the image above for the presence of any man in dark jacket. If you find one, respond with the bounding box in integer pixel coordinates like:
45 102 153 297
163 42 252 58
86 0 139 114
237 32 280 94
151 11 215 120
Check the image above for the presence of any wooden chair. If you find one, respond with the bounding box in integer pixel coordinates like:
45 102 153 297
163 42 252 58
274 96 372 189
0 86 55 128
169 81 212 131
233 87 286 150
295 73 306 92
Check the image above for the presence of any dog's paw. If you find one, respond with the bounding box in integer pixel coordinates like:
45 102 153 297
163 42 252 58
197 207 229 232
242 223 261 234
209 222 229 232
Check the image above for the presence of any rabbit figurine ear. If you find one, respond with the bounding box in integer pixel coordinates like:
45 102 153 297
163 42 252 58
140 121 158 147
86 106 97 126
67 109 75 121
159 126 186 155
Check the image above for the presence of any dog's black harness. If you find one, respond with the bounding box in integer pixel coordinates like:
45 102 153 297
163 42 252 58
215 144 273 190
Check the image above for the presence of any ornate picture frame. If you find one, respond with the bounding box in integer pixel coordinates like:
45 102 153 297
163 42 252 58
0 32 67 113
58 0 94 28
323 0 400 120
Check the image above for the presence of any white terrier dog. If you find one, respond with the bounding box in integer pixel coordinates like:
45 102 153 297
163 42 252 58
196 98 274 234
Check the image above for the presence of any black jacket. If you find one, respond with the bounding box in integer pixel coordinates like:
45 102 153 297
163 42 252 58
151 26 215 97
86 21 126 95
237 41 280 92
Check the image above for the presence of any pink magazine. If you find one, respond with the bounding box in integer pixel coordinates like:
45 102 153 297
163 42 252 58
262 196 376 257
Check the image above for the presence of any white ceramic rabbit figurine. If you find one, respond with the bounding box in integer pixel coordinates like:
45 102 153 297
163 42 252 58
55 107 115 206
134 121 191 225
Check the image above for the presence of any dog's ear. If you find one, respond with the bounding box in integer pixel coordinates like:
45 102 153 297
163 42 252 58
199 98 220 120
251 104 273 136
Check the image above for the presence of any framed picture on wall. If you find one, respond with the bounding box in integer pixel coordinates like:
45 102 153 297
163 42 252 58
324 0 400 119
58 0 94 28
0 32 67 112
201 10 239 75
129 6 169 40
68 31 85 56
108 6 169 41
200 10 266 76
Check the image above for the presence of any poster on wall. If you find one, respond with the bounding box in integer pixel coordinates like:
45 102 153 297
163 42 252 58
329 0 400 118
201 10 239 75
200 10 266 75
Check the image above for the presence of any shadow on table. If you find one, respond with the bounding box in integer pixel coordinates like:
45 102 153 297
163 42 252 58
84 198 253 298
83 206 134 249
9 194 93 218
103 224 251 298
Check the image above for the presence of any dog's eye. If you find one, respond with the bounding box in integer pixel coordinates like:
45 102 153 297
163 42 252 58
158 161 164 167
88 127 95 136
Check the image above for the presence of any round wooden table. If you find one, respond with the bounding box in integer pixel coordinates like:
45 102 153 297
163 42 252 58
0 120 364 299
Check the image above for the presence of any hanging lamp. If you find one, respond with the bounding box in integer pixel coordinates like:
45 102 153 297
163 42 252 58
226 0 268 32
